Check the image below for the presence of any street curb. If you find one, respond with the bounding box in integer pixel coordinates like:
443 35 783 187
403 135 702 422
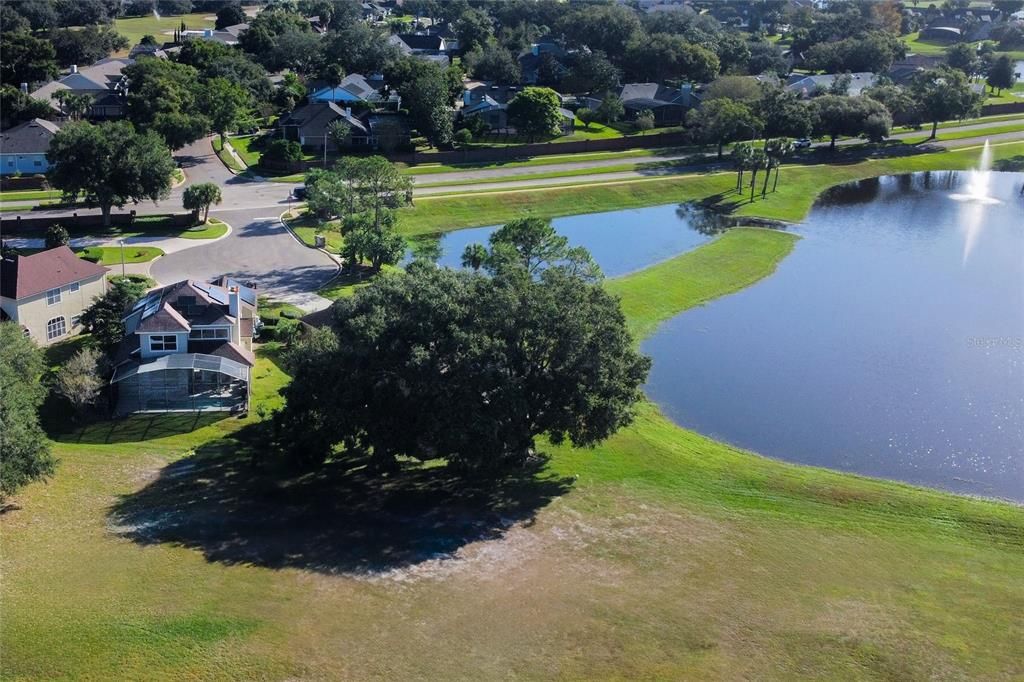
278 208 343 270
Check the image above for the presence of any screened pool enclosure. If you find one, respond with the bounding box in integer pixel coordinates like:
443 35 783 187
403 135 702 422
111 353 250 414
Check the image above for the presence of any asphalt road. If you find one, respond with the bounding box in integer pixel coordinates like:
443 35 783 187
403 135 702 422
149 206 338 311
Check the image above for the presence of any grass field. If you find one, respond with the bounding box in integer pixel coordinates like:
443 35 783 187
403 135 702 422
399 140 1024 236
76 245 163 265
4 224 1023 679
903 32 1024 60
112 11 216 49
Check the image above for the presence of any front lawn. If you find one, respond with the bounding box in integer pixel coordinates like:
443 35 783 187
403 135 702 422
283 212 344 253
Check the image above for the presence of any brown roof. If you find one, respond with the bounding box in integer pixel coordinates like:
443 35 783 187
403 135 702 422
136 301 191 333
190 340 256 367
0 246 108 300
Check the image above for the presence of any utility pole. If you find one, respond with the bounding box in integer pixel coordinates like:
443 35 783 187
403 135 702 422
119 239 126 277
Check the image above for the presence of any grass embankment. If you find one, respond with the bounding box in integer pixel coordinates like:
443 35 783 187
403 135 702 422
4 228 1023 679
212 137 244 172
400 140 1024 236
76 245 163 265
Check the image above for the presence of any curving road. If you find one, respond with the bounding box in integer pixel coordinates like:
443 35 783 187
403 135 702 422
153 139 338 310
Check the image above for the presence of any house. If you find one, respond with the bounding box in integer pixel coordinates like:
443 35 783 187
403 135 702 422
278 102 372 150
30 58 133 118
110 277 259 414
128 42 169 59
387 33 451 65
583 83 700 125
887 55 943 85
785 72 878 98
461 84 575 134
518 37 568 85
360 2 391 22
180 25 246 46
0 246 108 345
309 73 386 105
0 118 61 176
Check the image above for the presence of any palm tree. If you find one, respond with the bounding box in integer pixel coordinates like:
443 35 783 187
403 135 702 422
765 138 794 193
747 148 767 203
461 243 489 271
731 142 754 193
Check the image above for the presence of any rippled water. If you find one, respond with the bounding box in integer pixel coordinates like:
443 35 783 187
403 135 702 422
643 172 1024 501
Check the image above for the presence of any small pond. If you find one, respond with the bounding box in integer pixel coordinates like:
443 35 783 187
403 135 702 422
643 171 1024 501
416 203 739 277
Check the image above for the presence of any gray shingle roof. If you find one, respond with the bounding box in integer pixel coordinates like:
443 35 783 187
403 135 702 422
0 118 60 154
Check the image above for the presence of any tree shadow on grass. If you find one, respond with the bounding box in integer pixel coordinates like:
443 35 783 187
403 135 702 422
107 431 573 575
46 410 228 445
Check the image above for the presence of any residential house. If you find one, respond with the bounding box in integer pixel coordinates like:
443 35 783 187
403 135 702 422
785 72 878 98
309 73 387 105
360 2 391 22
583 83 700 125
128 42 170 59
518 37 568 85
887 55 943 85
180 25 247 46
0 118 61 176
30 58 133 118
387 33 451 66
461 83 575 134
0 246 108 345
279 102 372 150
110 278 259 414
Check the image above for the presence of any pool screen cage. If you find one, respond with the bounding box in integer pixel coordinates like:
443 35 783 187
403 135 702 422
111 353 250 414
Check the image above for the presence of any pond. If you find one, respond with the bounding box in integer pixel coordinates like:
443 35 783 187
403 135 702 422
418 203 743 277
643 171 1024 501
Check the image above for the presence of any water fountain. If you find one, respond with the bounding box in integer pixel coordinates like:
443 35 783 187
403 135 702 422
153 7 161 20
950 140 1002 263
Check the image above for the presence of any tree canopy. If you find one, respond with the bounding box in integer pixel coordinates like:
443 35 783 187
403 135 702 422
278 227 649 472
507 87 563 139
47 121 175 225
687 98 762 158
911 66 982 138
0 323 56 501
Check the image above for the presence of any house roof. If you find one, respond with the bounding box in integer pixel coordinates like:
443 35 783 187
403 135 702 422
0 246 108 300
30 58 133 109
280 101 369 135
309 73 382 102
395 33 445 51
785 72 878 96
465 83 523 106
0 118 61 155
619 83 687 106
124 279 251 335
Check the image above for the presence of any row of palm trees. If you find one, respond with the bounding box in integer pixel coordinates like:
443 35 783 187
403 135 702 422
731 138 795 203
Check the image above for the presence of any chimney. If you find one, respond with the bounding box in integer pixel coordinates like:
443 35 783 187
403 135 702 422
70 65 78 73
229 286 240 318
20 83 28 94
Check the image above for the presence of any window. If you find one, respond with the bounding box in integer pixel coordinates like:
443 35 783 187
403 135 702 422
150 335 178 352
33 160 41 167
46 316 66 340
71 314 81 326
46 288 61 305
189 328 229 340
68 282 80 293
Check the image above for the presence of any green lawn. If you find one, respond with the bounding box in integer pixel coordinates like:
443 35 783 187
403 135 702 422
112 11 216 48
178 217 229 240
212 137 244 172
76 245 163 265
284 212 344 253
903 32 1024 60
228 134 264 167
4 226 1023 679
400 140 1024 236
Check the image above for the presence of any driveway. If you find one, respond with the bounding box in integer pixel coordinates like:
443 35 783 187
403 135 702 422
149 207 338 311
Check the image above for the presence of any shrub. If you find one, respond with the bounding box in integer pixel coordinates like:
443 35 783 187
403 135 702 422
453 127 473 146
45 224 70 249
264 139 303 164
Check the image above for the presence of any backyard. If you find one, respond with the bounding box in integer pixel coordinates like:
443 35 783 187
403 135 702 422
3 228 1023 679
